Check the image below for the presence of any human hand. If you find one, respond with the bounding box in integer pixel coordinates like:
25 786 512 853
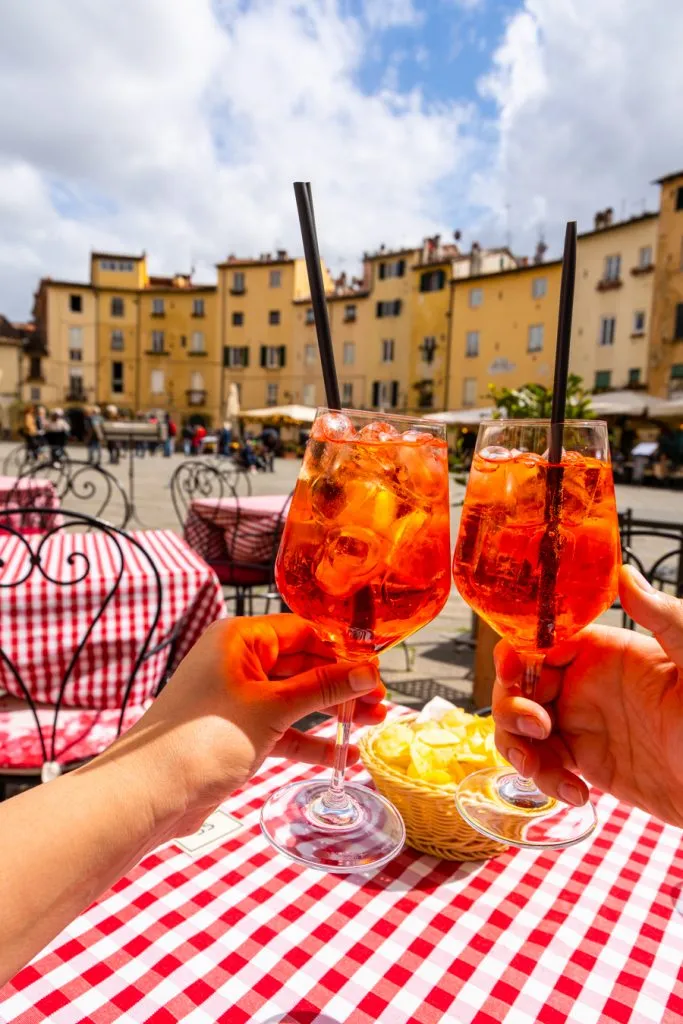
491 566 683 826
106 615 386 838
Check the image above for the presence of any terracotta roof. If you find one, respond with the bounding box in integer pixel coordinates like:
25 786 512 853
91 250 144 261
653 171 683 185
453 258 562 286
577 211 658 240
216 253 294 268
364 246 419 262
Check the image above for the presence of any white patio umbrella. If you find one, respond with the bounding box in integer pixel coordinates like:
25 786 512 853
423 407 495 425
240 404 317 425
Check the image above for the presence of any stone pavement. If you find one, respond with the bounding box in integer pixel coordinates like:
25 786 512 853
1 441 681 709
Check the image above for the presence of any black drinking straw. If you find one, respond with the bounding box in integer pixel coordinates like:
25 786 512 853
293 182 341 410
536 221 577 650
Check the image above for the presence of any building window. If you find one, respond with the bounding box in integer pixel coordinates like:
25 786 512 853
30 387 41 401
69 326 83 348
111 330 124 351
462 377 477 406
381 339 395 363
628 368 641 386
305 308 315 325
604 255 621 282
417 383 434 410
379 259 406 280
469 288 483 309
371 380 399 409
29 356 42 380
676 187 683 212
151 369 165 394
152 298 165 316
223 346 249 368
376 300 402 318
269 270 281 288
69 348 83 362
151 330 165 353
343 341 355 365
633 310 646 334
232 271 245 294
304 343 316 367
344 304 357 323
261 345 286 369
674 303 683 339
638 246 653 269
112 361 124 394
69 294 82 313
528 324 544 352
465 331 479 357
532 277 547 299
670 363 683 394
232 312 244 326
100 259 134 272
302 383 316 406
421 336 437 363
419 269 446 292
111 297 124 317
191 331 205 353
266 382 278 406
599 316 616 347
269 310 281 325
595 370 612 390
342 381 354 405
68 372 85 399
192 298 205 316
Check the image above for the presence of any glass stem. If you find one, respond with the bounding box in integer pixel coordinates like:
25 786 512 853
516 654 544 792
325 699 355 805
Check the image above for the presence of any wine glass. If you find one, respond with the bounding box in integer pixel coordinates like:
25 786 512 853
452 419 620 849
260 408 451 872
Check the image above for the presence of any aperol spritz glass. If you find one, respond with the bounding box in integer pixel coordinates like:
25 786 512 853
260 408 451 871
453 419 620 849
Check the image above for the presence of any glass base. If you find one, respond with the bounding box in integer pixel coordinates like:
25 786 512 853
456 766 597 850
260 780 405 873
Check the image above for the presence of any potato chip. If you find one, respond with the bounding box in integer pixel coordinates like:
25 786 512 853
374 722 413 768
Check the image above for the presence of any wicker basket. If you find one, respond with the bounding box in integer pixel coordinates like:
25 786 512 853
358 714 508 861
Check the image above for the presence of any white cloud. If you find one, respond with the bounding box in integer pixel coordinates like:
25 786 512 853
474 0 683 252
363 0 423 29
0 0 470 317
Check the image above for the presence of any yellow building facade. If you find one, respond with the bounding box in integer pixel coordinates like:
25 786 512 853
447 261 562 409
649 171 683 397
572 213 657 393
361 248 418 413
0 316 24 436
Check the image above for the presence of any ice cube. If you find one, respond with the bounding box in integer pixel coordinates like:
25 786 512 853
311 412 354 442
401 430 431 445
479 445 513 462
311 477 348 521
315 526 384 597
396 440 449 502
358 421 400 443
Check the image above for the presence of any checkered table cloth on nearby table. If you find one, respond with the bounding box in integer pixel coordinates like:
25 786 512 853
0 474 60 530
184 494 290 566
2 712 682 1024
0 529 226 711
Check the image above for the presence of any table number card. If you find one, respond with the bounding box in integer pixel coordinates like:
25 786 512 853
174 809 244 856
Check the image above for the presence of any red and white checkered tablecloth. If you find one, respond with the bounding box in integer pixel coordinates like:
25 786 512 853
0 529 226 710
0 474 60 530
184 494 290 566
2 712 681 1024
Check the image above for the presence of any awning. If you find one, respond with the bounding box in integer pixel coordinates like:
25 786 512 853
239 404 317 425
423 407 495 425
588 391 649 416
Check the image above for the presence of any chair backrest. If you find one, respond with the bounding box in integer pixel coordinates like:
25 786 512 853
5 456 131 530
619 513 683 596
170 459 243 529
0 508 171 771
223 490 293 574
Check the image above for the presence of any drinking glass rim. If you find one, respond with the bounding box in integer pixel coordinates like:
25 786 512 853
475 418 607 429
315 406 445 426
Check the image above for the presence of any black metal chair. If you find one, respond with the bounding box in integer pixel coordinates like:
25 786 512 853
0 508 178 799
5 456 131 530
618 510 683 629
222 489 293 616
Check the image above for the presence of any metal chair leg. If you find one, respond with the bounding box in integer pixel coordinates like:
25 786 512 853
235 588 246 616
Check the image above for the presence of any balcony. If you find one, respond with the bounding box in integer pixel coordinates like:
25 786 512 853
191 311 205 317
343 312 357 323
145 348 170 357
65 388 87 403
596 278 623 292
230 286 246 296
150 310 165 318
188 350 208 357
186 389 207 406
630 264 655 277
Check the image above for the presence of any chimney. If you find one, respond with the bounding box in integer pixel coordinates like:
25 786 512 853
533 240 548 265
276 249 288 260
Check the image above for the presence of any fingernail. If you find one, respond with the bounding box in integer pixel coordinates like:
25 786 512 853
516 716 546 739
348 665 377 692
507 748 526 775
558 782 584 807
625 565 655 593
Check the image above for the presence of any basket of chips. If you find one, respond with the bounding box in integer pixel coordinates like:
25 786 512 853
358 700 509 861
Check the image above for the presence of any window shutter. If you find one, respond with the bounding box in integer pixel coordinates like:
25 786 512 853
376 301 383 318
394 300 402 316
372 381 380 407
260 345 267 367
391 381 399 407
397 259 405 276
279 345 287 367
675 303 683 339
437 269 445 289
242 346 250 367
378 263 386 280
223 346 229 368
420 273 428 293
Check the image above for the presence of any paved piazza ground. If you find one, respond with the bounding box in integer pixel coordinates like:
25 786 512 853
2 441 681 709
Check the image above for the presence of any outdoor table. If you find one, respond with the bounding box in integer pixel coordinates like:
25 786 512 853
184 493 290 566
0 529 225 712
2 712 681 1023
0 474 60 530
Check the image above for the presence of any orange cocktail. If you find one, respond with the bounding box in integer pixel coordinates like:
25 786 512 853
453 448 620 653
275 411 451 659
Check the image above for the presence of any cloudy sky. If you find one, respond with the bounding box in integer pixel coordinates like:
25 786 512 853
0 0 681 318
